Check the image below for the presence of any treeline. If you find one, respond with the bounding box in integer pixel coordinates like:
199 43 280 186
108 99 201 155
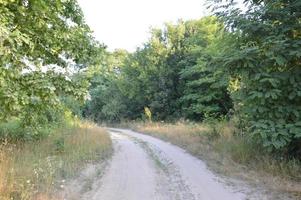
84 0 301 153
84 17 231 120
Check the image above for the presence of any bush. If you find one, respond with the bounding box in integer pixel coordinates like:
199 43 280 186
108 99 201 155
214 0 301 152
0 107 76 142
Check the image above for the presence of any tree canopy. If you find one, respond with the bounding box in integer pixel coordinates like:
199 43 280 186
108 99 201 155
84 16 232 122
0 0 105 128
85 1 301 153
212 0 301 151
1 0 300 152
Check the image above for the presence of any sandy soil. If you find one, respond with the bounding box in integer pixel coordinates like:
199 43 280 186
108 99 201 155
63 128 267 200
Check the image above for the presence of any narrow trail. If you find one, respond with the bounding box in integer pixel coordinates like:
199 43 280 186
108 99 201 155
65 128 262 200
86 132 166 200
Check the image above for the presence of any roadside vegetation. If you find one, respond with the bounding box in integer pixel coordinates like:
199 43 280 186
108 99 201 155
0 1 111 199
0 119 111 200
123 121 301 196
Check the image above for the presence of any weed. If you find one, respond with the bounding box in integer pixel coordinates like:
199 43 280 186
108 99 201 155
0 122 112 200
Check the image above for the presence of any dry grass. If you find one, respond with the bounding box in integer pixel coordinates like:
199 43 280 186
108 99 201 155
126 121 301 197
0 122 112 200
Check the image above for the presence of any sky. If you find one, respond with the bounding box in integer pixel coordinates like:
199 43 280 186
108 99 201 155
78 0 208 52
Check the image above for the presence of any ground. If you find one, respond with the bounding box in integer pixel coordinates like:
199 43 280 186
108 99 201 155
61 128 277 200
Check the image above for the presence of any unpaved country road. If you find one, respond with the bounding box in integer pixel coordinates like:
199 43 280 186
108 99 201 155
69 128 257 200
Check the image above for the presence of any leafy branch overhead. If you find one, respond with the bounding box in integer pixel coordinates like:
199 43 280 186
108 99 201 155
0 0 105 124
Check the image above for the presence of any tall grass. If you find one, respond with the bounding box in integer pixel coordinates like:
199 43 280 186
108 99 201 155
127 121 301 195
0 122 112 200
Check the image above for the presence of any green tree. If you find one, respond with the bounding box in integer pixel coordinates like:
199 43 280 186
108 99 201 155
212 0 301 151
179 17 233 120
85 17 233 122
83 50 131 122
0 0 105 130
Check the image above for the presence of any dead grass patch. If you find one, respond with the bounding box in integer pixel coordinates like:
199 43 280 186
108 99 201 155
125 121 301 198
0 122 112 200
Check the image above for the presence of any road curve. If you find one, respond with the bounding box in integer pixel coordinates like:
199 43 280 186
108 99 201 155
85 128 248 200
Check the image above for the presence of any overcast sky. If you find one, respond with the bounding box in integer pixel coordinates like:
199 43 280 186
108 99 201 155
78 0 208 52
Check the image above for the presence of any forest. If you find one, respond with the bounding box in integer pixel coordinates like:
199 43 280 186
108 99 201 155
84 0 301 153
0 0 300 199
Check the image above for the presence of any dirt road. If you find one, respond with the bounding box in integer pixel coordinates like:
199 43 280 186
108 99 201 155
65 128 256 200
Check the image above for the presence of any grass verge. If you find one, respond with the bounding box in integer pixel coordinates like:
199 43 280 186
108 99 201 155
122 121 301 198
0 122 112 200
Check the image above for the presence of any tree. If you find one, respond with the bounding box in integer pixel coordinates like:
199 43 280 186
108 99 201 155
83 50 131 122
179 17 233 120
212 0 301 151
0 0 105 129
85 17 233 122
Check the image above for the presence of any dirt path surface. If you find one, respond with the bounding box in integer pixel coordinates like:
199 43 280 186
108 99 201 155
64 128 261 200
86 132 165 200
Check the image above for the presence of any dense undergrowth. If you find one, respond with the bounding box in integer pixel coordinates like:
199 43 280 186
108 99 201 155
120 121 301 195
0 120 112 200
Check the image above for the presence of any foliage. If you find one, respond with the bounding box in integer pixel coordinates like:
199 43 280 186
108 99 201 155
211 0 301 151
179 17 233 119
83 50 130 122
85 17 233 122
0 107 71 141
0 0 105 134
